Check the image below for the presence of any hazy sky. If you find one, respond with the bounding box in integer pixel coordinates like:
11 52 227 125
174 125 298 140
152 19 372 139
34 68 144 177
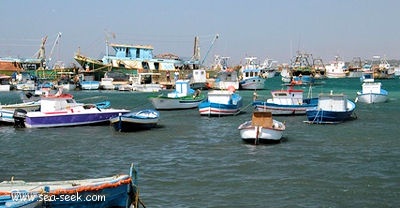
1 0 399 67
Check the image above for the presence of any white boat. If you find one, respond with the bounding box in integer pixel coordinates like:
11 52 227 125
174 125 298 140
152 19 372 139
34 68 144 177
239 57 266 90
110 109 160 132
260 58 278 78
356 82 388 104
214 69 239 90
280 64 292 83
252 85 318 115
130 72 162 92
238 111 286 144
15 80 35 91
325 56 348 78
211 56 240 90
149 80 206 110
0 101 41 124
100 77 115 90
190 69 207 89
0 75 11 91
80 80 100 90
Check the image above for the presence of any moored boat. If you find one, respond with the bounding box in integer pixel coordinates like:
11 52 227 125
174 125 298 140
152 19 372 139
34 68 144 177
110 109 160 132
325 56 348 78
13 92 129 128
305 91 356 124
252 85 318 115
149 80 206 110
198 87 243 116
356 82 388 104
0 101 41 124
239 57 266 90
0 164 141 208
238 111 286 144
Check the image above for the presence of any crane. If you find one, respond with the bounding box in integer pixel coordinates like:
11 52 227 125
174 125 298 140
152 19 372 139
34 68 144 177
200 34 219 65
47 32 62 69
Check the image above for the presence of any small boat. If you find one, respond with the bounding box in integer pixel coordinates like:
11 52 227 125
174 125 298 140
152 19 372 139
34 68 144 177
80 80 100 90
252 85 318 115
0 164 141 208
0 75 12 91
149 80 206 110
190 69 208 90
211 56 240 90
305 91 356 124
130 72 162 92
13 92 130 128
239 57 266 90
94 100 111 109
198 87 243 116
356 82 388 104
238 111 286 144
110 109 160 132
100 77 115 90
0 101 41 124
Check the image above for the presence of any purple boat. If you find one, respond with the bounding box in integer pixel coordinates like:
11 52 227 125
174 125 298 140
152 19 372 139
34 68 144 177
13 93 130 128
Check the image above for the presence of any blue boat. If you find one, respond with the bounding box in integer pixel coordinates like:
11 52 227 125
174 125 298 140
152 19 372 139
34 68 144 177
252 86 318 115
110 109 160 132
306 92 356 124
198 88 243 116
0 164 140 208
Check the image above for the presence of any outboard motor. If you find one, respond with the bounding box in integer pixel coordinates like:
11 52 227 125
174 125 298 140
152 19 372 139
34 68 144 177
13 109 27 128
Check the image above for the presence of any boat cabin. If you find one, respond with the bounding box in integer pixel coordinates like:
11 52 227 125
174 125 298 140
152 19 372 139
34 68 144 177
207 90 235 105
362 82 382 94
40 94 77 113
269 89 304 105
318 93 347 111
168 80 191 98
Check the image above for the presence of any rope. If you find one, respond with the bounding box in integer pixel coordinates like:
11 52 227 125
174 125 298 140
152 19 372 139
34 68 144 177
234 102 253 116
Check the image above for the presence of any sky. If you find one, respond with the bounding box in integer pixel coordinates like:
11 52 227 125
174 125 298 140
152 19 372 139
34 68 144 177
1 0 400 68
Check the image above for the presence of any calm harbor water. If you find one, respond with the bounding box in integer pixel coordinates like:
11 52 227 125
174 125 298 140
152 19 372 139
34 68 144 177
1 77 400 207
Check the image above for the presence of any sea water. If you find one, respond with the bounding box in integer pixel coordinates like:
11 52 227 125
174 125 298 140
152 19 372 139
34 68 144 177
1 77 399 207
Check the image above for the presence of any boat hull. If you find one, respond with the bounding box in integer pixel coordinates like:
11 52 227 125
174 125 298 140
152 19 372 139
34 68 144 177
198 98 243 116
23 109 130 128
356 93 388 104
110 110 159 132
238 120 284 142
306 109 355 123
80 81 100 90
239 77 265 90
149 96 205 110
253 98 318 115
0 174 137 208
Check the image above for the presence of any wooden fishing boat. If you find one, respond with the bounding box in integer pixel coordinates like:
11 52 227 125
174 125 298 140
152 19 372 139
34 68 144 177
110 109 160 132
0 164 141 208
238 111 286 144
